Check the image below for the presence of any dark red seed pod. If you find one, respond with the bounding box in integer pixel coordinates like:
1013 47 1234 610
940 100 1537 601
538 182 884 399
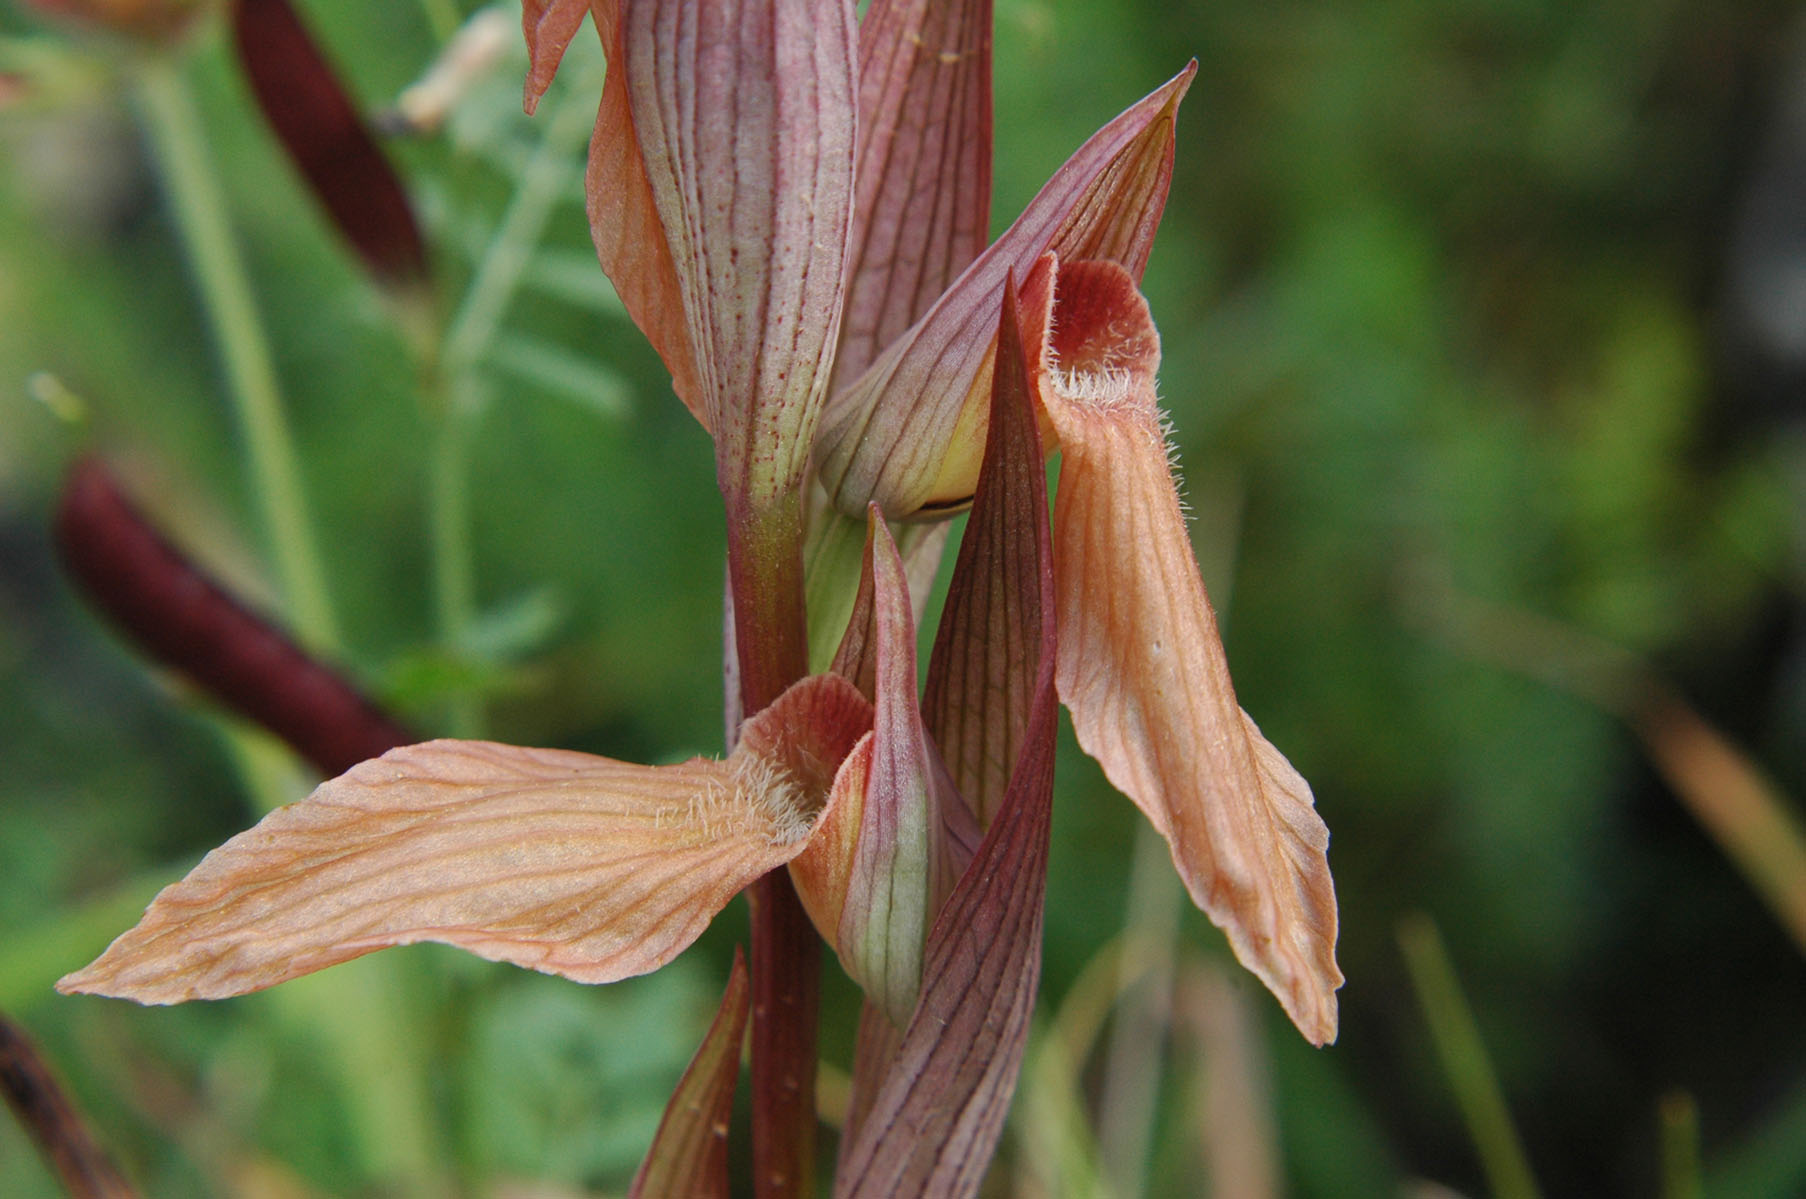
55 458 416 777
231 0 427 284
0 1013 138 1199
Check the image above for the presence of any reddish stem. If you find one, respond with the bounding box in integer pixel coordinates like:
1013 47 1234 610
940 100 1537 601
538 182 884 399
724 492 818 1199
747 872 823 1198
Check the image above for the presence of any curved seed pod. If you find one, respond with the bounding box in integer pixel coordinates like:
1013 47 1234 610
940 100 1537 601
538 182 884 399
55 459 413 777
233 0 427 284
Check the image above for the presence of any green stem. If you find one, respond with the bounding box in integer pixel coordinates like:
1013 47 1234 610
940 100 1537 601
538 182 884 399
1398 914 1542 1199
421 83 597 736
135 57 340 655
416 0 461 45
428 371 481 737
1097 821 1183 1199
440 90 596 373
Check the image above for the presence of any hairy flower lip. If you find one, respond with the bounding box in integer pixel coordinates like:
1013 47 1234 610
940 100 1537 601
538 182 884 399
1031 257 1343 1045
57 675 873 1006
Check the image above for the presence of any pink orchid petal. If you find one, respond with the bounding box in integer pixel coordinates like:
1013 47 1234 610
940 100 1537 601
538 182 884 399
813 63 1194 520
789 731 871 950
627 948 749 1199
835 276 1058 1197
60 676 871 1005
922 264 1053 827
1039 260 1342 1046
615 0 857 505
833 0 994 387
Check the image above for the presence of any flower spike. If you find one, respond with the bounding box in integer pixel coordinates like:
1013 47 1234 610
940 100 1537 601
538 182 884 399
1035 259 1343 1045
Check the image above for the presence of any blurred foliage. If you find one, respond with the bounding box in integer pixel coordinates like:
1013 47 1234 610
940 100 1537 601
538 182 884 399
3 0 1805 1196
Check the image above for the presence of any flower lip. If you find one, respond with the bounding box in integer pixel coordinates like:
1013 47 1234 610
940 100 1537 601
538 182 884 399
1034 258 1343 1045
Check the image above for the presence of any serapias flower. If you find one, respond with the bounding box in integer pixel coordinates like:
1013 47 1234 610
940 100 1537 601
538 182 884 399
62 1 1340 1192
524 0 1341 1041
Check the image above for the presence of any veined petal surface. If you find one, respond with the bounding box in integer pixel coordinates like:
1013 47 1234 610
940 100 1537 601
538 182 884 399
1039 260 1342 1045
922 263 1053 826
813 63 1193 521
834 0 993 387
60 677 871 1004
618 0 856 503
837 279 1059 1194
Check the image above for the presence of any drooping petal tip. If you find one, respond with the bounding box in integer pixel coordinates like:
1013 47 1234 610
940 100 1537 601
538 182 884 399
1038 259 1342 1045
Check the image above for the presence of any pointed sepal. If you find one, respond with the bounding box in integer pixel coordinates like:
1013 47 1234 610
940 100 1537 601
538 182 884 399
521 0 589 113
627 949 750 1199
922 264 1053 827
834 0 994 386
834 275 1059 1198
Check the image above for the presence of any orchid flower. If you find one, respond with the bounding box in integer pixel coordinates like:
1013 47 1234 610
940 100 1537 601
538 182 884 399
522 0 1340 1041
61 0 1341 1192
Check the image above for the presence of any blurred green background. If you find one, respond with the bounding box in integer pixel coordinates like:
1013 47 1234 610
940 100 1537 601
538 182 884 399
3 0 1805 1195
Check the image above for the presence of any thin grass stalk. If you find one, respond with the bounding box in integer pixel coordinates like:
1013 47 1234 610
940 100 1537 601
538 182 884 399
1659 1091 1701 1199
1397 913 1541 1199
426 82 599 736
134 56 341 656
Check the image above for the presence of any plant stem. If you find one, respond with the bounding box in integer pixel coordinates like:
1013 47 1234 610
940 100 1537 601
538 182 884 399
1397 913 1542 1199
135 57 340 655
725 494 816 1199
423 84 598 736
0 1015 138 1199
747 874 823 1199
441 87 596 372
426 374 481 736
1097 821 1183 1199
